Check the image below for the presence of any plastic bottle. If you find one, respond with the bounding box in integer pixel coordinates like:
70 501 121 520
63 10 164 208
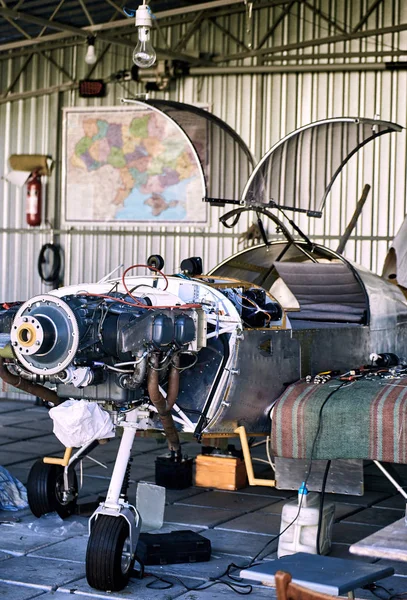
277 482 335 558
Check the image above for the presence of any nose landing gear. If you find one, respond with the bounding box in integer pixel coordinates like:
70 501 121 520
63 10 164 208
86 508 141 592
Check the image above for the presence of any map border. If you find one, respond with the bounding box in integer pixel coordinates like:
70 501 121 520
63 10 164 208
61 105 208 226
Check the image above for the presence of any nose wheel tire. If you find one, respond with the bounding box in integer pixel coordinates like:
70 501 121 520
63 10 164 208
86 515 135 592
26 459 78 519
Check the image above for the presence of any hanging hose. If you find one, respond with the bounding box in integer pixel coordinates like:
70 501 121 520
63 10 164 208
37 243 62 285
0 357 62 405
147 353 181 453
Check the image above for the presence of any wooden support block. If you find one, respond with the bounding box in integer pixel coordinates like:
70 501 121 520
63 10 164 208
195 454 247 490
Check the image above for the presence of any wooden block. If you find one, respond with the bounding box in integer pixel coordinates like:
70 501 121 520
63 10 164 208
195 454 247 490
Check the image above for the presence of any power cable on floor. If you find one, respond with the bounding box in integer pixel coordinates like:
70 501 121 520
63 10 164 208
132 380 348 595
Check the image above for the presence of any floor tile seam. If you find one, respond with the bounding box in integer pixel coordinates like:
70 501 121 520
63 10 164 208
214 550 262 562
163 519 210 530
342 516 405 527
229 490 295 498
366 494 393 507
208 529 277 540
206 510 263 528
0 440 23 446
145 567 210 583
172 501 275 515
165 491 216 506
334 506 367 523
0 432 51 442
334 521 383 530
214 525 275 536
0 532 89 556
0 579 52 591
25 552 85 564
372 505 407 511
0 549 24 557
0 409 38 417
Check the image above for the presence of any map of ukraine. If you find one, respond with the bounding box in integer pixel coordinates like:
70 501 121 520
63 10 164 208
71 110 201 219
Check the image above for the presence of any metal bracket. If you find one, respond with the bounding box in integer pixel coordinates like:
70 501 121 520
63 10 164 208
235 425 276 487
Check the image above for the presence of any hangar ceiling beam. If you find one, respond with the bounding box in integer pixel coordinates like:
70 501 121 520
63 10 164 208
0 6 210 64
38 0 65 37
78 0 95 26
0 81 77 105
104 0 126 17
0 40 78 61
0 59 394 105
0 0 288 52
0 6 134 45
189 62 390 74
208 17 250 51
39 50 75 82
301 1 347 34
174 10 205 52
1 54 33 98
215 22 407 62
257 0 297 49
352 0 384 33
261 49 407 61
0 0 31 40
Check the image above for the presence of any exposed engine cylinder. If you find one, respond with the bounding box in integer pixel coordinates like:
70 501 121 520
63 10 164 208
2 292 202 403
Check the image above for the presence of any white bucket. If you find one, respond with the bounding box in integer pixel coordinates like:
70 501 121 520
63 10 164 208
277 492 335 558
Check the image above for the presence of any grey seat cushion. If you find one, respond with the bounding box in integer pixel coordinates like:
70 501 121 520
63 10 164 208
273 261 367 323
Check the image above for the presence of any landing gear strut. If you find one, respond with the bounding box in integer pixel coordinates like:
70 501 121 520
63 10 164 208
86 415 141 592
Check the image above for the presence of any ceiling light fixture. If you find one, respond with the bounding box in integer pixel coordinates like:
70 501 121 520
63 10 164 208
85 36 97 65
132 2 156 69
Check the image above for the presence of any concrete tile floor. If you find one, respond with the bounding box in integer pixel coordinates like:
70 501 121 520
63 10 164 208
1 399 407 599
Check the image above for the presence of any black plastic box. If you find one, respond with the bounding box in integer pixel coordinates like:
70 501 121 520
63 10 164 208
155 454 193 489
136 530 211 565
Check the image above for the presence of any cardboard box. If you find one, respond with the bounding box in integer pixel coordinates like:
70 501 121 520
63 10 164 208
195 454 247 490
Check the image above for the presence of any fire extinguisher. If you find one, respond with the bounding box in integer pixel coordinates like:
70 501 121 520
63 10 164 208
26 171 42 227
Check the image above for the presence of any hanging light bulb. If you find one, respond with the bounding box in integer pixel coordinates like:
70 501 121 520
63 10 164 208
85 36 97 65
133 3 156 69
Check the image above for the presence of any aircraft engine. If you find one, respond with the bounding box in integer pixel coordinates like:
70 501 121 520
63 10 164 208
1 291 203 405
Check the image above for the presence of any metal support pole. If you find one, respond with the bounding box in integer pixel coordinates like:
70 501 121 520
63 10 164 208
373 460 407 500
105 426 136 509
235 426 276 487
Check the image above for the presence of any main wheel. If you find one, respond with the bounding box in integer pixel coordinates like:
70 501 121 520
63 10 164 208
86 515 134 592
26 459 78 519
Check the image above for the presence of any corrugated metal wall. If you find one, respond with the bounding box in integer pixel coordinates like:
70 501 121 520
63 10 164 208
1 0 407 309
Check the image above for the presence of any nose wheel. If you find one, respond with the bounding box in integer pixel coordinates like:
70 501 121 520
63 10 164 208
26 459 78 519
86 515 136 592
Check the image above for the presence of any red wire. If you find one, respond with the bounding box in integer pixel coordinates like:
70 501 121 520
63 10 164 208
81 291 201 310
81 260 203 311
120 264 203 309
122 263 169 298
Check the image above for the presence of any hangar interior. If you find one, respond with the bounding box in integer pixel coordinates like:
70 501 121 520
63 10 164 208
2 1 407 598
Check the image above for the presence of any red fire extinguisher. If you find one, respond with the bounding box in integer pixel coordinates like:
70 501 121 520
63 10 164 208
26 171 42 227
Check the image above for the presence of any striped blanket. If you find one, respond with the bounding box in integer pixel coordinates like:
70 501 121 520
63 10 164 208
271 378 407 463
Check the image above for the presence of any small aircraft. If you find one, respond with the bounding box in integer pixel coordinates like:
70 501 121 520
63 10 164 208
0 115 406 592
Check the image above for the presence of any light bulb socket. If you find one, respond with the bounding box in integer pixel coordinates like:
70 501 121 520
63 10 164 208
85 37 97 65
87 35 96 46
135 4 153 28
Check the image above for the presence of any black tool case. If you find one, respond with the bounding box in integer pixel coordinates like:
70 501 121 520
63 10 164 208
136 530 211 565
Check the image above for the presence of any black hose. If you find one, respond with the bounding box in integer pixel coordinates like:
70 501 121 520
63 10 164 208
37 243 61 284
316 459 331 555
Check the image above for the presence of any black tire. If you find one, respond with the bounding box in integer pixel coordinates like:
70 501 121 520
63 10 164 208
86 515 134 592
26 459 78 519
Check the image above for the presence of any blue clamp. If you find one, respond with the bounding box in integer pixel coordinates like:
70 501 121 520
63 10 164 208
298 481 308 495
123 5 155 18
123 7 136 17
